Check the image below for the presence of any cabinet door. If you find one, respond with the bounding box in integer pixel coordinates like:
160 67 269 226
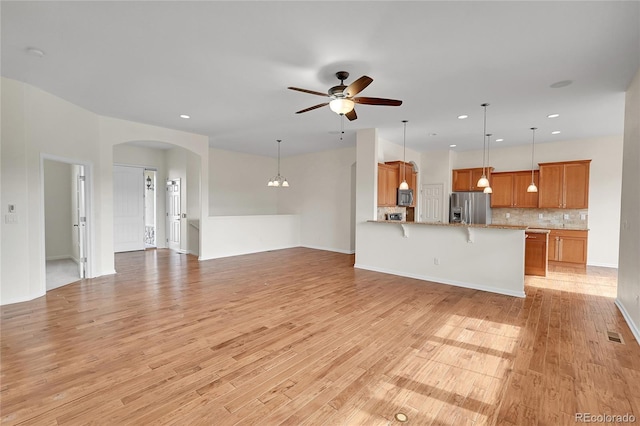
548 232 559 261
377 165 388 206
409 171 417 207
563 162 590 208
525 233 548 276
387 167 399 205
559 237 587 264
490 173 514 207
452 169 472 191
514 171 539 208
538 164 564 208
471 168 486 191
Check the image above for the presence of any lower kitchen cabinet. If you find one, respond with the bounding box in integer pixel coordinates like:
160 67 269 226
525 231 548 276
548 229 588 265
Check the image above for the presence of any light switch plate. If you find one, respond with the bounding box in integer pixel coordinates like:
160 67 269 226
563 214 570 220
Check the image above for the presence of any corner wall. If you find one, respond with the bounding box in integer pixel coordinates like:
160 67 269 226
617 68 640 344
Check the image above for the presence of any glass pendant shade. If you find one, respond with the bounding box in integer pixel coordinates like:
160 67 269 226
483 186 493 194
527 127 537 193
477 103 490 189
329 98 355 115
399 180 409 190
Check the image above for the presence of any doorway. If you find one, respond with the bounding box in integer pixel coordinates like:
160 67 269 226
42 157 90 290
421 183 444 223
144 170 157 248
166 178 182 252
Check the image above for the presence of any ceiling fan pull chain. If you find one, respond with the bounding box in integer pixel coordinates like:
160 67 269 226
340 114 344 140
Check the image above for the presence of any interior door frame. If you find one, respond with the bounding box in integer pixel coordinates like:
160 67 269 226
39 153 95 287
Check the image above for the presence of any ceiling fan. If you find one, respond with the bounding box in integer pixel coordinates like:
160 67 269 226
288 71 402 121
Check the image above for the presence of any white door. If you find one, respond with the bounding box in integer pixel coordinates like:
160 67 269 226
166 179 181 251
421 183 444 223
113 165 145 252
75 166 87 277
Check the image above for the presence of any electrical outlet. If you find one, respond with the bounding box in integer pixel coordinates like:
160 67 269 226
538 213 543 219
505 213 510 219
434 258 440 265
580 213 587 220
563 214 569 220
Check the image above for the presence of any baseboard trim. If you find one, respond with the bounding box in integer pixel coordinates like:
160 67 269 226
615 299 640 346
587 262 619 268
353 263 526 298
301 245 355 255
46 255 74 261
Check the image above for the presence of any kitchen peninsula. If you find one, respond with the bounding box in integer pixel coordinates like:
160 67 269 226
355 220 527 298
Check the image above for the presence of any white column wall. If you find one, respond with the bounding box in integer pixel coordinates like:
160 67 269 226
617 68 640 344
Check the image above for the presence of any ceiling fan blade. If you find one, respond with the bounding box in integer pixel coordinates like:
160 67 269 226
345 109 357 121
344 76 373 97
288 87 329 97
295 103 329 114
353 97 403 106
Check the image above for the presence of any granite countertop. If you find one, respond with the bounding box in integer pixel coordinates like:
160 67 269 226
367 220 528 230
368 220 588 232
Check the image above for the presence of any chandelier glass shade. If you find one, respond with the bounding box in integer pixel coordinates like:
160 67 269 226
267 139 289 188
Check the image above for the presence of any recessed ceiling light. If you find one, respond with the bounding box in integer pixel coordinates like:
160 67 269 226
551 130 561 134
449 144 457 148
550 80 572 88
495 138 504 142
179 114 190 119
457 115 468 119
429 133 438 136
25 47 45 58
547 113 560 118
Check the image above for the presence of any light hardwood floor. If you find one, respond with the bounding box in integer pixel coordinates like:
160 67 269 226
1 248 638 425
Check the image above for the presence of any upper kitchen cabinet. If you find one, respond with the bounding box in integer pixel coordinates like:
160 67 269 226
385 161 418 207
491 171 539 208
538 160 591 209
452 167 494 192
377 163 399 207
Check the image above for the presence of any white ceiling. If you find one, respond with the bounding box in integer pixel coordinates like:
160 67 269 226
2 1 639 157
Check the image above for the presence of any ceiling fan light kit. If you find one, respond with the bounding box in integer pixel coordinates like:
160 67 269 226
288 71 402 121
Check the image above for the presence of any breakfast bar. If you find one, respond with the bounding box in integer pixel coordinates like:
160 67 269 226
354 220 527 297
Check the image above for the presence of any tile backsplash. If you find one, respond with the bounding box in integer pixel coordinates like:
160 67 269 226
492 208 588 229
377 206 407 221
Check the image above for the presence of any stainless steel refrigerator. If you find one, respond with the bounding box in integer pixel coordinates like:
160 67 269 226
449 192 492 225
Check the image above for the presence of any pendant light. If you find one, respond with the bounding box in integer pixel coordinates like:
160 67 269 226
527 127 538 193
267 139 289 187
399 120 409 190
477 103 490 188
483 133 493 193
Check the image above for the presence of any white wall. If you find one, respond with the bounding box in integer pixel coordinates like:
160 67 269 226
1 78 210 305
421 149 454 221
43 160 73 260
209 148 278 216
450 136 624 267
201 215 300 259
617 68 640 344
278 147 357 254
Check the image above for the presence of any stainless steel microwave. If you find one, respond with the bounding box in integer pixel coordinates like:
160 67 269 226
397 189 413 206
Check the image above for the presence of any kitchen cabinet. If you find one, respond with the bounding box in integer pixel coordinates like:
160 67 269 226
385 161 418 207
525 231 548 276
377 163 398 207
452 167 493 192
538 160 591 209
548 229 588 265
491 171 539 208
